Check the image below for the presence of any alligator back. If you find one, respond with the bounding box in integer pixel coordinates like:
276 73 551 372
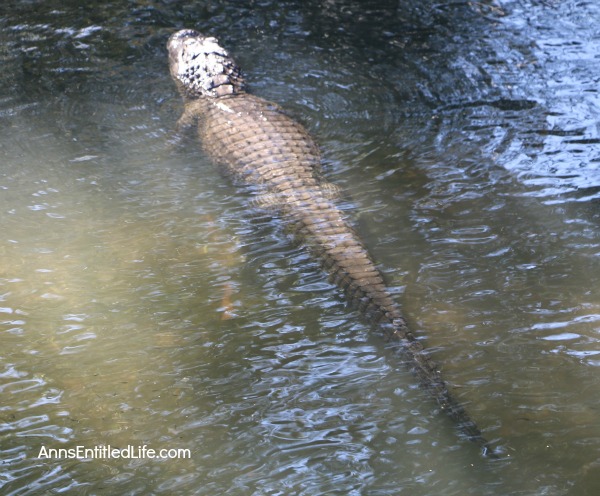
190 94 321 186
186 92 401 330
168 29 496 456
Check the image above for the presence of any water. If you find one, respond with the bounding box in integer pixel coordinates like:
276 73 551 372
1 0 599 494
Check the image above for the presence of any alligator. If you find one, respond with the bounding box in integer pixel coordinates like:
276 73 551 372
167 29 497 457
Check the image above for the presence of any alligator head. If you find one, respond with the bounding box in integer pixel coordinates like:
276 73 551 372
167 29 246 99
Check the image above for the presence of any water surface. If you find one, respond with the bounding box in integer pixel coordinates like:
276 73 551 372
1 1 599 494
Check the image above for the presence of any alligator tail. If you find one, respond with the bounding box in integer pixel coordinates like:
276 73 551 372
292 200 498 456
387 316 498 458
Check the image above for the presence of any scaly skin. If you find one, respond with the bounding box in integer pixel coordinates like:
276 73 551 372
167 29 497 457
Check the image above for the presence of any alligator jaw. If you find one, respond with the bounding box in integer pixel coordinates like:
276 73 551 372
167 29 246 99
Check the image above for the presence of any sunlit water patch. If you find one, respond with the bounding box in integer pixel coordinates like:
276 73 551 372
491 0 600 202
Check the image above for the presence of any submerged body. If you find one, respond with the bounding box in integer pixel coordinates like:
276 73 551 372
167 29 495 456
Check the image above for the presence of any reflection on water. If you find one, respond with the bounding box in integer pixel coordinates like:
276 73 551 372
1 1 600 495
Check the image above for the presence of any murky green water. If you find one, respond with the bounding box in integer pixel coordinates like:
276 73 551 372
1 1 599 494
